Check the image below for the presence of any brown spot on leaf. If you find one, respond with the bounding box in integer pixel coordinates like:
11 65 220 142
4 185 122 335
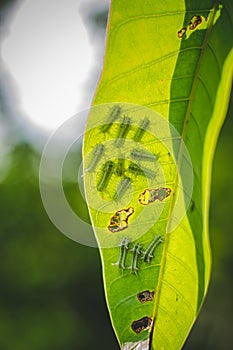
137 290 154 303
131 316 152 334
189 15 202 30
138 187 171 205
108 207 134 233
177 27 187 38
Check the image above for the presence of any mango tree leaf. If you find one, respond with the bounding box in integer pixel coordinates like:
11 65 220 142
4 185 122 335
83 1 233 349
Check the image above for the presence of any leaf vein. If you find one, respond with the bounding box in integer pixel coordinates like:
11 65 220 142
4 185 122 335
162 280 195 315
198 75 214 109
167 251 196 280
112 9 211 35
98 48 202 95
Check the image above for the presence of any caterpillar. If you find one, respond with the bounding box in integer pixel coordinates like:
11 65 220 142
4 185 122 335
115 158 125 177
114 177 131 201
86 144 105 172
112 237 131 269
115 116 131 148
101 105 122 133
141 235 164 263
131 149 157 162
128 162 156 179
127 243 142 274
97 160 115 192
133 118 150 142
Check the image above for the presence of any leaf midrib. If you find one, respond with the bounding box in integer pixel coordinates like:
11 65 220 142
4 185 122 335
150 1 219 346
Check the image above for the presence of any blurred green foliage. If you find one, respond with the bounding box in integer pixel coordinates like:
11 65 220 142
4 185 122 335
0 143 118 349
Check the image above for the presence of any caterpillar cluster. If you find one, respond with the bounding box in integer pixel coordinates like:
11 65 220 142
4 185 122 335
86 105 157 199
112 235 164 274
85 104 172 235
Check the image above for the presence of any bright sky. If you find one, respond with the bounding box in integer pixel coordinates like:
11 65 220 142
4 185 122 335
1 0 97 131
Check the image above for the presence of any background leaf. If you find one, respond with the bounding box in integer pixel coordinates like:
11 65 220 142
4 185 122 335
83 1 233 349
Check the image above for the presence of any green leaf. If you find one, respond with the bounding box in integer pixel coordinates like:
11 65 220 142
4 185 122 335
83 1 233 349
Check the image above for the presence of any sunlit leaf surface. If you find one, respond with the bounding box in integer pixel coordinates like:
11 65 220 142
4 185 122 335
83 1 233 349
